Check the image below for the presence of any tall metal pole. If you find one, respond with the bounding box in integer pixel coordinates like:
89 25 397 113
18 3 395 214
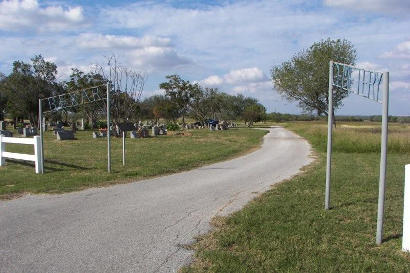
107 83 111 173
122 131 125 166
38 99 44 174
325 61 334 210
376 71 389 245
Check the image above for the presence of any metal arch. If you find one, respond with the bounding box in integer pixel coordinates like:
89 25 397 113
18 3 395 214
41 84 106 113
331 62 384 103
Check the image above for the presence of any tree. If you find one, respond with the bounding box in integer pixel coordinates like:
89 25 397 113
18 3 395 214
242 103 266 127
159 75 199 125
271 38 356 117
93 55 145 123
1 55 61 126
189 87 223 122
65 68 107 128
0 73 7 120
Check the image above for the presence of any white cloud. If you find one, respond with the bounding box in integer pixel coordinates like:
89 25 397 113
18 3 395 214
200 67 267 87
75 33 190 72
391 81 410 90
77 33 171 49
0 0 85 32
356 61 386 72
224 67 267 84
324 0 410 14
200 75 223 86
232 81 271 94
381 41 410 59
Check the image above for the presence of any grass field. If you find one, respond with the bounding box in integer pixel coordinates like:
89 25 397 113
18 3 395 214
182 121 410 272
0 128 267 199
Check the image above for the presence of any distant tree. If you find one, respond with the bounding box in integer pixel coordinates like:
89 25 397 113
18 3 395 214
159 75 200 125
189 87 223 122
242 103 266 127
271 38 357 117
140 95 179 122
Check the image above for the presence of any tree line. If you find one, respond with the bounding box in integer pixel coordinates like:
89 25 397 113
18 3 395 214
0 55 266 129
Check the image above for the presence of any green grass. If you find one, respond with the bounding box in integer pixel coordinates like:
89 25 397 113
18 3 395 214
0 128 267 199
182 121 410 273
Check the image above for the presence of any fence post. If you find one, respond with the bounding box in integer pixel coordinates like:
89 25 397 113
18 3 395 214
34 136 43 174
0 135 4 166
122 131 125 166
403 164 410 252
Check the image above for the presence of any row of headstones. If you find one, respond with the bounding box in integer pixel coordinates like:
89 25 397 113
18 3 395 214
209 121 233 131
184 123 205 130
93 125 167 139
0 121 39 137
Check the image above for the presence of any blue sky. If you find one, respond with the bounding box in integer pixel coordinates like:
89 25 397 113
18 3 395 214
0 0 409 115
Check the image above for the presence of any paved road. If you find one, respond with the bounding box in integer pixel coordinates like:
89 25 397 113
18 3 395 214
0 127 312 273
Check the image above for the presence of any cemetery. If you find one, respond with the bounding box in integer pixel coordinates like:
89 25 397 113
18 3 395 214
0 38 409 272
0 116 266 197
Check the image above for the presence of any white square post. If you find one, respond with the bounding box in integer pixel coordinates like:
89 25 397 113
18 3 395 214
34 136 43 174
403 164 410 252
0 135 5 166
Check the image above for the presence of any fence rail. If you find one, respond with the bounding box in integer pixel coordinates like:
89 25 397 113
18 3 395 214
0 135 43 174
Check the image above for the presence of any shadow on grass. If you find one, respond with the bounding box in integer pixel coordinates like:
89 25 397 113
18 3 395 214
6 158 90 172
384 233 402 243
331 196 379 210
45 159 90 171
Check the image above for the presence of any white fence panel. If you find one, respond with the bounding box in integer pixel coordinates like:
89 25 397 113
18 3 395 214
0 135 43 174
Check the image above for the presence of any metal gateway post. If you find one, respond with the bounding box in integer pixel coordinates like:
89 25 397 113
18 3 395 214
376 71 389 245
326 61 390 245
325 61 334 210
38 99 44 174
122 131 126 166
107 82 111 173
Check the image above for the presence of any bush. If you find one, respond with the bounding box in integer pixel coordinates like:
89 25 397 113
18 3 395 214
167 122 180 131
95 121 107 129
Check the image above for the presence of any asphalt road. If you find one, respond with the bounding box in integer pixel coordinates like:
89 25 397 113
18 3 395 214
0 127 312 273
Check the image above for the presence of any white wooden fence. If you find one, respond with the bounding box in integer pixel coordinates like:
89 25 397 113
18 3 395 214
0 135 43 174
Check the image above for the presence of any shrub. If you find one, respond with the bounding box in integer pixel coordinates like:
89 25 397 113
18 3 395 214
167 122 180 131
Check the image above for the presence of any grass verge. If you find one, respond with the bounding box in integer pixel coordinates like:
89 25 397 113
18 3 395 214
0 128 267 199
182 122 410 272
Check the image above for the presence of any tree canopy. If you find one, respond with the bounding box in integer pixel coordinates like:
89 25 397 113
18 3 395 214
271 38 357 116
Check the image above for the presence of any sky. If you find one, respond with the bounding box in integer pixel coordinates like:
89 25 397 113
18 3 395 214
0 0 409 115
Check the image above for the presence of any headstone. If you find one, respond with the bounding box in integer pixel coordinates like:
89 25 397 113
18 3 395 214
23 127 38 137
152 125 160 136
57 130 75 140
93 131 107 138
130 130 139 139
53 128 64 135
0 121 5 131
93 131 101 138
140 127 149 138
159 125 167 135
0 130 12 137
220 121 229 130
17 128 23 134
